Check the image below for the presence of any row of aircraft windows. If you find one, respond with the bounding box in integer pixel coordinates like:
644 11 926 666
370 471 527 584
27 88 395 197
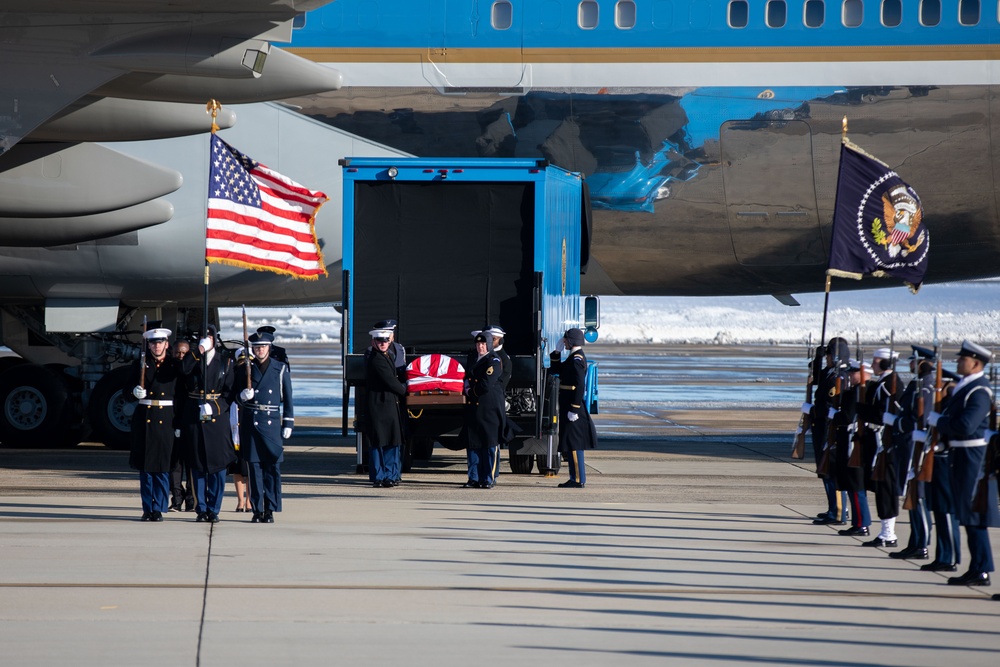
487 0 991 30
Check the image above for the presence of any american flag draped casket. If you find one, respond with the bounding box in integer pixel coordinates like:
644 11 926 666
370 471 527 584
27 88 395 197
406 354 466 395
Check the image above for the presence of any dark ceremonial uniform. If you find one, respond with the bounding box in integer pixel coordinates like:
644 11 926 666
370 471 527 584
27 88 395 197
364 345 407 485
126 351 182 518
462 348 505 487
810 345 850 523
923 382 962 570
832 377 869 530
937 371 999 580
892 369 935 558
550 343 598 486
859 370 903 523
180 344 236 520
361 339 407 483
237 355 293 520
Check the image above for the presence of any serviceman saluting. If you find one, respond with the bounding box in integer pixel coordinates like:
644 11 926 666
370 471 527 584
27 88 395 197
237 330 293 523
462 331 505 488
550 328 597 488
928 340 999 586
128 326 181 522
179 324 236 524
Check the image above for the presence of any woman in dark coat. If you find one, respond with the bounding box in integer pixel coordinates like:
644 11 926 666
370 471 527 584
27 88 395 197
462 331 506 488
364 327 407 487
127 327 182 521
549 328 597 488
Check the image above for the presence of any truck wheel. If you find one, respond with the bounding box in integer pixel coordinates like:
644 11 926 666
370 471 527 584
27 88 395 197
536 454 562 476
88 367 134 450
507 438 534 474
0 364 76 447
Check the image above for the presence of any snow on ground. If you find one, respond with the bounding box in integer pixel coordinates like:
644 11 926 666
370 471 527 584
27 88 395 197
221 281 1000 346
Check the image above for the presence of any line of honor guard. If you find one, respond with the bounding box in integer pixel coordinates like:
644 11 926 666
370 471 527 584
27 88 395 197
807 337 1000 596
127 323 292 524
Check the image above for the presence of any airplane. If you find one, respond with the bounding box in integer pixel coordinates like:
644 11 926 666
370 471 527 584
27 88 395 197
3 0 1000 449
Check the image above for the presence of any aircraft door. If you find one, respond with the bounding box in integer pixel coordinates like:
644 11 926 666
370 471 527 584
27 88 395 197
722 120 826 266
423 0 527 91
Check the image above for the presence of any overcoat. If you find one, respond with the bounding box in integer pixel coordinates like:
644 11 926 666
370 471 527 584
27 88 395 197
237 357 293 464
461 351 506 450
126 353 181 473
179 348 236 474
364 347 406 448
550 348 597 453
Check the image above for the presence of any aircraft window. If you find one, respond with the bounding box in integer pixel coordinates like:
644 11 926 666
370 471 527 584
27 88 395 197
881 0 902 25
843 0 864 26
616 1 637 28
959 0 980 25
804 0 825 26
767 0 788 27
920 0 941 25
492 1 513 30
292 14 306 29
729 0 750 27
579 1 600 28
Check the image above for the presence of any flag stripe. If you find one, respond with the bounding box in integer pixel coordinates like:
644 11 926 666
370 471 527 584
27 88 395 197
206 134 328 280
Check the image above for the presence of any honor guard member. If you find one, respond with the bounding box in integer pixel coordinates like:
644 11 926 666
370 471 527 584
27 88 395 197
550 328 598 488
888 346 936 560
474 325 511 391
127 326 182 521
833 360 871 536
362 319 406 484
461 331 506 488
856 347 903 547
169 337 195 511
921 369 964 572
255 326 289 368
364 326 407 487
928 341 1000 586
237 331 293 523
811 338 851 526
179 324 236 523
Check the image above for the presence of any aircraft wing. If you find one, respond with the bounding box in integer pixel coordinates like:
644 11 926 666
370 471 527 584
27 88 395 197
0 0 339 153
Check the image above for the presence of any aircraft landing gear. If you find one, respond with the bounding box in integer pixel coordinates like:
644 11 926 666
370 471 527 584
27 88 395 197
0 363 77 447
87 366 134 451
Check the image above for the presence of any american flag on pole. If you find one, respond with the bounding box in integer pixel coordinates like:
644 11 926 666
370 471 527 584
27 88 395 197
206 134 328 280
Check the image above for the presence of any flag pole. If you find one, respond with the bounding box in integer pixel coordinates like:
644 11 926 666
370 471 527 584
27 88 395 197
202 99 222 400
819 116 849 347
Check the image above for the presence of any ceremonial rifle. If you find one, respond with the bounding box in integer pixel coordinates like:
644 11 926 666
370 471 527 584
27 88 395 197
972 355 998 514
917 323 943 485
817 342 842 478
848 333 866 468
902 339 939 510
242 305 252 390
871 329 896 482
138 315 148 389
791 333 812 460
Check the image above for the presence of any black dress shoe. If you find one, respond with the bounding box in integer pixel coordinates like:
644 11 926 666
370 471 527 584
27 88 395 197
992 593 1000 601
462 480 479 488
815 512 831 519
920 561 957 572
381 480 393 488
558 480 582 488
863 537 898 548
251 512 262 523
812 516 841 525
390 480 400 487
207 512 220 524
480 481 495 489
948 571 990 586
263 511 274 524
152 511 163 522
140 511 152 522
196 512 208 522
838 526 870 536
890 548 928 560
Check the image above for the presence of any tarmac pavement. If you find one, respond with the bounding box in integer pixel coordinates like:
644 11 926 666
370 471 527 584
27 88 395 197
2 416 999 666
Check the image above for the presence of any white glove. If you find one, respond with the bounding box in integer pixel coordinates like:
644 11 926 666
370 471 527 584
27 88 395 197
928 411 941 427
882 411 896 427
801 402 812 415
567 411 579 422
132 386 146 400
913 429 927 444
827 407 838 420
200 403 213 418
282 427 292 440
555 337 566 352
240 388 254 401
198 337 212 352
174 429 181 438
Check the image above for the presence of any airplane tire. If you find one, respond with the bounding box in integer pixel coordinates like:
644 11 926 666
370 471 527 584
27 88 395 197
88 367 134 451
0 364 75 448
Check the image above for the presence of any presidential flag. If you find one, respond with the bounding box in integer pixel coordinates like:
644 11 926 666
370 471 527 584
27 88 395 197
827 140 928 291
206 134 328 280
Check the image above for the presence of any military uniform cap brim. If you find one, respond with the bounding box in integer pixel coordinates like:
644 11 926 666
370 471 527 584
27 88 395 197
369 329 393 338
143 327 172 340
957 340 993 363
909 345 935 360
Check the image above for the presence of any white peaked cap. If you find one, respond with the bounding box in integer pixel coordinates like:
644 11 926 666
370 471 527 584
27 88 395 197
872 348 898 360
143 328 171 340
369 329 393 338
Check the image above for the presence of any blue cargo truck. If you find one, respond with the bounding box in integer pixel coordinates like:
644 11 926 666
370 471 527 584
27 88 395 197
340 157 597 475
